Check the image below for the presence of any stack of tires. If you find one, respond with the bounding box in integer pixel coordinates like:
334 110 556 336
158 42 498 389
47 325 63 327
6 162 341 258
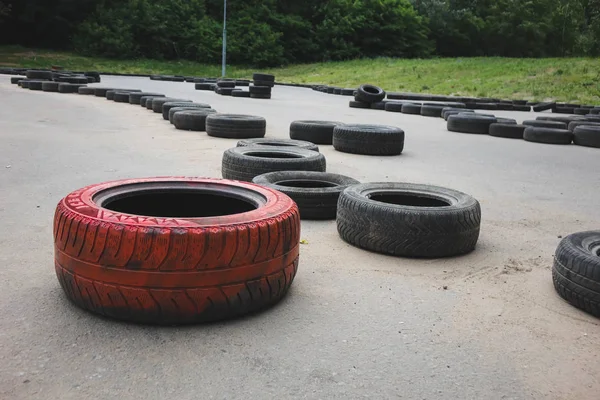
349 84 386 109
250 73 274 99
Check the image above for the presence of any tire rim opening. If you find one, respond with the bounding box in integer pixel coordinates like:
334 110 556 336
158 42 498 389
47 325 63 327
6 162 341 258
363 86 379 94
255 142 296 147
97 187 259 218
369 193 450 207
246 152 304 159
276 180 337 188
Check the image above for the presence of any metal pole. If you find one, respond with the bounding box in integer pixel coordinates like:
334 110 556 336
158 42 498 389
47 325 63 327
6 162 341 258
222 0 227 77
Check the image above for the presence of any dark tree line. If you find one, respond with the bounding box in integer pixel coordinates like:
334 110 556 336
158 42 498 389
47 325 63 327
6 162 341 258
0 0 598 66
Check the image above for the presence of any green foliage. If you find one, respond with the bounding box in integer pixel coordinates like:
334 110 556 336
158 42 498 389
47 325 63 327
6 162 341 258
0 0 599 66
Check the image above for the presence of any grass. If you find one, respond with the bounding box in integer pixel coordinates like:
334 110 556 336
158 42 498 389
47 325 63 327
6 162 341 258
2 45 599 103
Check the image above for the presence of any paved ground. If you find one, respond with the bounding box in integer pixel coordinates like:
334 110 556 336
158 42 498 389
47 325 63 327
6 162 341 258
1 76 599 400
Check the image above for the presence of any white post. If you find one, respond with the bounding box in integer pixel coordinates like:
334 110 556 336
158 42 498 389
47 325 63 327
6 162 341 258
222 0 227 78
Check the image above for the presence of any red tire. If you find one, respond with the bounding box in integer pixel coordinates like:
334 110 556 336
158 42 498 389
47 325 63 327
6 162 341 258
53 177 300 325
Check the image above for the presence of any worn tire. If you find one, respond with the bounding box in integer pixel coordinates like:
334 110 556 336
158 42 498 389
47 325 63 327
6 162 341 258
573 126 600 148
370 101 387 110
250 93 271 99
237 138 319 152
113 92 133 103
447 114 497 134
232 90 251 98
384 102 406 113
523 127 573 144
217 80 236 88
59 83 86 94
489 123 527 139
333 124 404 156
289 120 339 145
355 84 385 103
53 177 300 325
42 82 60 92
443 109 474 121
336 183 481 258
195 83 215 91
172 110 218 131
26 70 53 80
129 92 164 105
222 147 326 182
568 121 600 132
28 80 44 91
253 171 359 220
10 77 23 84
253 73 275 82
217 87 235 96
162 102 211 120
253 80 275 88
169 107 216 124
421 104 445 117
349 101 370 109
78 87 96 95
106 89 140 100
552 231 600 317
249 86 271 95
401 103 422 114
152 98 191 113
206 114 266 139
523 120 568 129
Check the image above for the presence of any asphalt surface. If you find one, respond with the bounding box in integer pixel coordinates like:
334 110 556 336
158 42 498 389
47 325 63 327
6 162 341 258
1 76 599 400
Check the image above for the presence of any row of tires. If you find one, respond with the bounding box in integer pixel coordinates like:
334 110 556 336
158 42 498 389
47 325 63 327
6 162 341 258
446 112 600 147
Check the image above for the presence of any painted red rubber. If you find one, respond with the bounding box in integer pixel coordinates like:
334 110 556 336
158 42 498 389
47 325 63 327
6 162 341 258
53 177 300 325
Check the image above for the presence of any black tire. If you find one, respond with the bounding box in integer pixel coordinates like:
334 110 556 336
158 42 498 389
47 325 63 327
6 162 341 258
333 124 404 156
253 73 275 82
385 102 406 113
370 101 388 110
355 84 385 103
552 231 600 317
169 107 217 124
523 127 573 145
195 83 215 91
489 123 526 139
341 88 355 96
249 85 271 95
19 80 31 89
106 89 140 100
421 104 445 117
253 171 359 220
222 147 326 182
574 108 592 115
77 87 95 95
401 103 422 114
129 92 164 105
253 80 275 88
447 114 497 134
26 70 52 80
533 102 556 112
58 83 85 94
289 120 339 145
28 80 44 91
523 120 568 129
250 94 271 99
206 114 266 139
237 138 319 152
152 98 191 113
443 109 474 121
537 116 583 125
512 105 531 112
217 87 235 96
173 110 218 131
93 88 118 97
496 118 517 125
568 121 600 132
10 77 23 84
217 80 236 88
336 183 481 258
141 96 165 108
349 100 370 109
162 102 210 120
553 107 575 114
232 90 251 98
113 92 133 103
235 80 250 87
573 126 600 148
42 82 59 92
